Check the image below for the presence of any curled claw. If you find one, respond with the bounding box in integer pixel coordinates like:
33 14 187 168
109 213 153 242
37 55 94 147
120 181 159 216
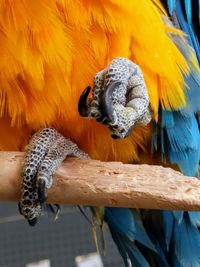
38 179 47 203
78 86 91 117
102 81 121 124
18 202 23 215
28 217 38 227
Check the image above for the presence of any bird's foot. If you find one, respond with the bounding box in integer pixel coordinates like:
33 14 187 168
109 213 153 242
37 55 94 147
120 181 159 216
19 128 88 226
79 57 152 138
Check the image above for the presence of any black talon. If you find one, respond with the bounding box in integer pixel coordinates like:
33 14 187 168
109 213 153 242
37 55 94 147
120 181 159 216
111 134 120 139
78 86 91 117
28 217 38 226
102 81 121 124
38 179 47 203
18 202 23 215
96 117 103 122
101 117 109 125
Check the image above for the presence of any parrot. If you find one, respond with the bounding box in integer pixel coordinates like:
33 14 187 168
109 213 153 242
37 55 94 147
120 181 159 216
0 0 200 266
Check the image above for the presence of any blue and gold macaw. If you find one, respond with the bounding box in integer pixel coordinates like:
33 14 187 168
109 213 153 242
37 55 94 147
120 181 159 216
0 0 200 266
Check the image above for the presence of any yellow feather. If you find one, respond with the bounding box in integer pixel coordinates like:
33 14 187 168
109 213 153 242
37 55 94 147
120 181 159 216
0 0 196 163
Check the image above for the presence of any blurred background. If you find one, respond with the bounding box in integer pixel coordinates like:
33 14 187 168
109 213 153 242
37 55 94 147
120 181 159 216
0 203 123 267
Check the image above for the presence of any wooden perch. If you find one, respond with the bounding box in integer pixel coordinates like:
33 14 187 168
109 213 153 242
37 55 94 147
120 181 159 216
0 151 200 211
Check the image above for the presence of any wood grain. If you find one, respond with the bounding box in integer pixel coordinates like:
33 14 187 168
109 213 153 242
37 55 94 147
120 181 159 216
0 152 200 211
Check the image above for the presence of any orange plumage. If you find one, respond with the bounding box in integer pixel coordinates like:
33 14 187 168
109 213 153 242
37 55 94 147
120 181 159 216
0 0 194 163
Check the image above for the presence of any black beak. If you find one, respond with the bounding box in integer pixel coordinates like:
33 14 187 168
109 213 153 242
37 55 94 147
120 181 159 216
102 81 121 124
78 86 91 117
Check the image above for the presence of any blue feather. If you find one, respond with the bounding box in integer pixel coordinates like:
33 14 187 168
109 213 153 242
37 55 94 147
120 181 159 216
144 222 169 267
183 71 200 114
167 0 176 15
162 211 174 249
147 238 169 267
159 108 200 267
172 254 185 267
132 211 156 252
108 228 130 267
188 211 200 226
105 208 152 267
161 111 200 176
125 243 150 267
172 34 200 113
104 208 135 240
172 211 184 224
172 213 200 266
143 212 170 267
199 0 200 23
175 0 200 64
109 229 151 267
184 0 192 23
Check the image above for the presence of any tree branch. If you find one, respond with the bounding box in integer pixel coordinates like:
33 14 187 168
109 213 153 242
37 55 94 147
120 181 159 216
1 151 200 211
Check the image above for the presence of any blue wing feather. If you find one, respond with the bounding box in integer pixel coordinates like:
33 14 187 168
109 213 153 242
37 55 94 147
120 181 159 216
108 227 130 267
162 210 174 249
172 213 200 266
105 208 153 266
161 111 200 176
167 0 176 15
125 243 150 267
159 2 200 266
143 212 170 267
183 71 200 114
132 211 157 252
169 0 200 64
104 208 135 240
184 0 192 23
103 1 200 266
188 211 200 227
